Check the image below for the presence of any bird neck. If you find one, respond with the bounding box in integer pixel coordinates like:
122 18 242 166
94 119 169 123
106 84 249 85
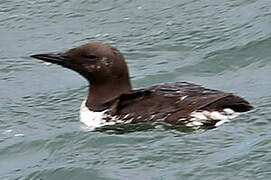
86 79 132 111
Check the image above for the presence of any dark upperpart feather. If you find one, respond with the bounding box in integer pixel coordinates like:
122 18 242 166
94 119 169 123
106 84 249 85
104 82 252 125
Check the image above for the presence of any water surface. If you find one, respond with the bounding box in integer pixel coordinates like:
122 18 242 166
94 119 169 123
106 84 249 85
1 0 271 179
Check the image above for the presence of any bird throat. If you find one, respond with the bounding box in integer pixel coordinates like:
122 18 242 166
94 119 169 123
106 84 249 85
86 80 132 111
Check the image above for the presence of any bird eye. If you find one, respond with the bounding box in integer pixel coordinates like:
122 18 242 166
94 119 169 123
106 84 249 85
85 55 98 60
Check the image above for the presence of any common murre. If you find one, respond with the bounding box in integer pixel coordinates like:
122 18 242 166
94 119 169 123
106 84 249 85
31 42 253 128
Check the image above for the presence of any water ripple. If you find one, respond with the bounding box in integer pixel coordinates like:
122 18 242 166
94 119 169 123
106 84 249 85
1 0 271 179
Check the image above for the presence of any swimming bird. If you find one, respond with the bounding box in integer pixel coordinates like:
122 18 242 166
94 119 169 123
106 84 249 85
31 42 253 128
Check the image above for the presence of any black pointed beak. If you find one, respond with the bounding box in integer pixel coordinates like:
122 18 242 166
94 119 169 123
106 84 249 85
30 53 71 65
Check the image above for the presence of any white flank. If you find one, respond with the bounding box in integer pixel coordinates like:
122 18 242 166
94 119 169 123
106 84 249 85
188 108 240 127
80 98 240 128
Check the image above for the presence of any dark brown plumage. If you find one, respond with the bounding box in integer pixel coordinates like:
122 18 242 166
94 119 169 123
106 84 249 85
105 82 252 125
31 42 253 126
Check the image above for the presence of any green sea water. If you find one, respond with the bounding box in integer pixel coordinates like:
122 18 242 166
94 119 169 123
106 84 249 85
1 0 271 179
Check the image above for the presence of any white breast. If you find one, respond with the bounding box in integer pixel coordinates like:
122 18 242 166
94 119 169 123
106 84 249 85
80 99 124 128
80 99 109 127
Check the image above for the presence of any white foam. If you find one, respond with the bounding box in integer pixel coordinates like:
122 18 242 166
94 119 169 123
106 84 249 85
3 129 13 134
14 133 24 137
43 62 52 66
